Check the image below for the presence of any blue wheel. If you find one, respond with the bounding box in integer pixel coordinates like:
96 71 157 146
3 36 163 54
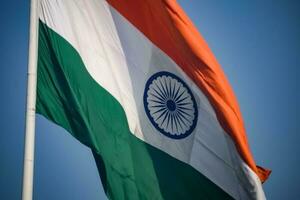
143 71 198 139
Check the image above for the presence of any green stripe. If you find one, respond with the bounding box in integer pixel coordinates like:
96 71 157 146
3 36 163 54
37 20 233 200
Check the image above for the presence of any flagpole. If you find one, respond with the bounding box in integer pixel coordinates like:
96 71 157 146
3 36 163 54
22 0 39 199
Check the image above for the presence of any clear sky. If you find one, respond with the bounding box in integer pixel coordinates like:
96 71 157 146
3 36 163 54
0 0 299 199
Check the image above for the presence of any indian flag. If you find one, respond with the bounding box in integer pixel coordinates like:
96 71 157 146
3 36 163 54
36 0 270 199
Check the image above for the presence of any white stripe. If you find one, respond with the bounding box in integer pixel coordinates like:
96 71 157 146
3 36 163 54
39 0 265 199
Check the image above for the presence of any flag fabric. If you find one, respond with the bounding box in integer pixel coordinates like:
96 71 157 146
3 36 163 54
37 0 270 199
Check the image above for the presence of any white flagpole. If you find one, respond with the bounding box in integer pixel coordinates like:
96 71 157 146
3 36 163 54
22 0 39 199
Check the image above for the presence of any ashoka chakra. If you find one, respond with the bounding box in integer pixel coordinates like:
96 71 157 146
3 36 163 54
143 71 198 139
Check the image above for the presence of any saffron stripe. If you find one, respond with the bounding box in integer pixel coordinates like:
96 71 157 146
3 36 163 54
106 0 270 182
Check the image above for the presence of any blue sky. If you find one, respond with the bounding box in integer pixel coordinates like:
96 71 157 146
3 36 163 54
0 0 299 199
